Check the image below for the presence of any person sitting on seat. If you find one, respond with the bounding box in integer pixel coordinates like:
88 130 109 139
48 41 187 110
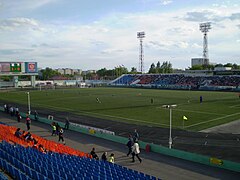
32 141 38 150
14 128 22 138
38 144 47 154
20 131 26 139
90 147 99 160
24 132 34 142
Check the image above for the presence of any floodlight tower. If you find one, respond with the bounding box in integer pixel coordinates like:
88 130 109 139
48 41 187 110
137 31 145 73
199 22 211 65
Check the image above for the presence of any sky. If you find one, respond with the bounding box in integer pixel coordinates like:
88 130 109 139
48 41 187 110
0 0 239 71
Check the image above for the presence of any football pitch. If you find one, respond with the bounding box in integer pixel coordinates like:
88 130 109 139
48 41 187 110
0 87 239 131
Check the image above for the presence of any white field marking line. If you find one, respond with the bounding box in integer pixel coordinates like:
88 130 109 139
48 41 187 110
34 103 169 127
156 106 226 116
229 104 240 108
173 108 227 116
186 112 240 128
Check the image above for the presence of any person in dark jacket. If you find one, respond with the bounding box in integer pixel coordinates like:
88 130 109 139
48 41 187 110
90 147 99 160
101 152 107 161
126 134 134 156
58 128 65 145
26 116 31 130
16 112 21 122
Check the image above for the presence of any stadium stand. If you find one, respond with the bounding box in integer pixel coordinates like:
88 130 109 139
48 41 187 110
0 124 159 180
0 124 90 157
0 171 8 180
111 74 240 91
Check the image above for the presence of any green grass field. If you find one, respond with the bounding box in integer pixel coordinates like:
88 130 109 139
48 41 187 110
0 87 240 131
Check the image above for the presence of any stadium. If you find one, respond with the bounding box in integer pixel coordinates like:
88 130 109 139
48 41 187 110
0 71 240 179
1 1 240 179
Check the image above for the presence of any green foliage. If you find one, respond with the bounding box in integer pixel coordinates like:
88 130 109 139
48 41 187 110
97 68 115 79
114 66 128 77
0 76 11 81
40 68 60 80
130 67 138 74
148 61 173 73
191 63 240 70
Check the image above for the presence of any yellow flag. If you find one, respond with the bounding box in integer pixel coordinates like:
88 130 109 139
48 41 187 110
183 116 188 121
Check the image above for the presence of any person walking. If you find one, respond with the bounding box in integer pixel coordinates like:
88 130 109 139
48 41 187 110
17 112 22 122
64 117 70 130
200 95 203 103
15 107 19 116
133 129 139 142
58 128 65 145
3 104 7 113
26 116 31 131
131 140 142 163
34 110 39 120
56 123 60 135
9 106 14 116
51 122 57 136
126 135 134 156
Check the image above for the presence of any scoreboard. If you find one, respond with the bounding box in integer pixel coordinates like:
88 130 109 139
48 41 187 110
0 62 38 75
10 63 21 72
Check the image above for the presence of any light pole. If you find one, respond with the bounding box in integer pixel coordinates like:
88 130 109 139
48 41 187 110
162 104 177 149
26 92 31 115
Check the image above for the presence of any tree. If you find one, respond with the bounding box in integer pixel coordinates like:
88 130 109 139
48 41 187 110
161 61 173 73
215 64 223 67
130 67 137 74
202 64 214 70
114 66 128 77
232 63 240 69
97 68 108 77
156 61 161 73
40 68 60 80
224 63 233 67
148 63 156 73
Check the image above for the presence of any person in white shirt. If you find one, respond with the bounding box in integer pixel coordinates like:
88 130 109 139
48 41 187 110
131 141 142 163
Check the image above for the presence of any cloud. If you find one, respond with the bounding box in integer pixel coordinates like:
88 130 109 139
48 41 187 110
175 41 189 49
191 43 201 49
183 10 240 23
101 49 124 54
147 41 170 50
1 0 57 12
0 18 39 31
229 13 240 20
0 49 34 55
182 10 229 22
160 0 173 5
0 1 239 70
31 43 59 48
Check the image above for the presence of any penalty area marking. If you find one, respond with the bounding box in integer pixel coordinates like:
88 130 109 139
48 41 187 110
229 104 240 108
157 107 227 116
186 112 240 128
35 103 169 127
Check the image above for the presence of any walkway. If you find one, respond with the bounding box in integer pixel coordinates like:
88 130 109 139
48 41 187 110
0 112 239 179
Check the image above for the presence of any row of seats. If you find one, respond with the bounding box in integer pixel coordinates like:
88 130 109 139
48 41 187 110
0 141 160 180
111 74 240 88
0 171 8 180
0 122 160 179
0 124 90 158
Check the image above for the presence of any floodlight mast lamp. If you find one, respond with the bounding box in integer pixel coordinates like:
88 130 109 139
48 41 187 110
137 31 145 73
199 22 211 64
